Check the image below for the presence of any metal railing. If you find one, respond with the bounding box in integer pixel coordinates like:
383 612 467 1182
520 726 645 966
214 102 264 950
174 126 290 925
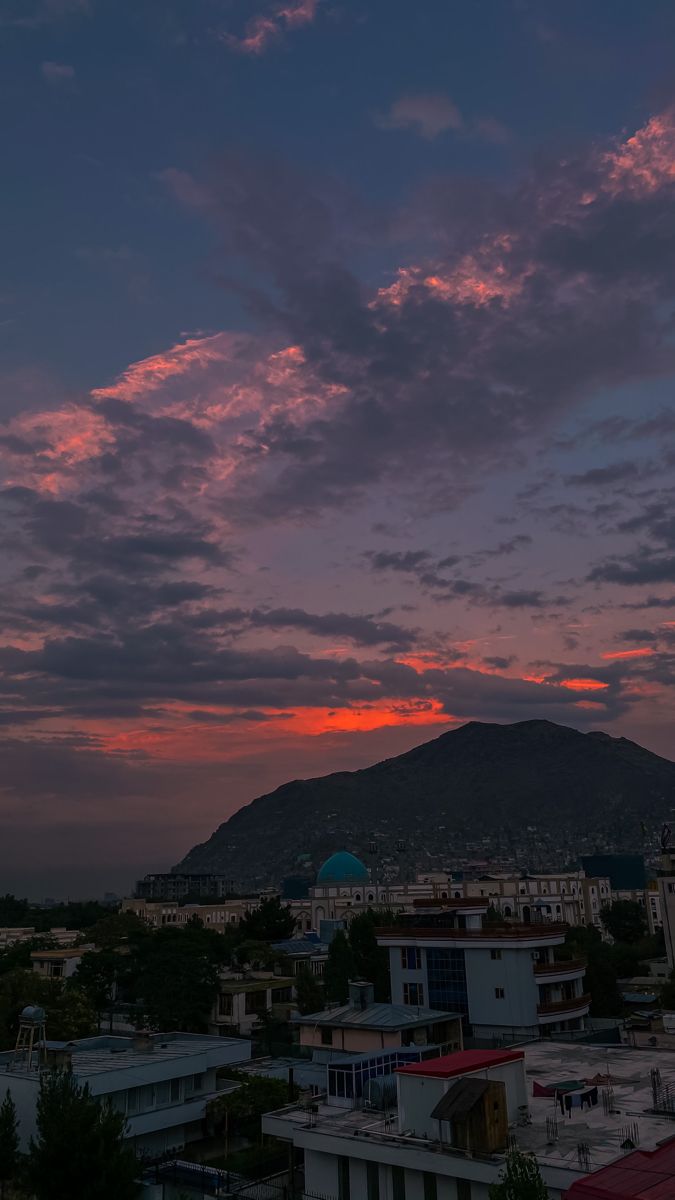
533 958 587 976
537 993 591 1016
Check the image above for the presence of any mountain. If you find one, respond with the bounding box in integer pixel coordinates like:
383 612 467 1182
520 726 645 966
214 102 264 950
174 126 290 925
174 720 675 888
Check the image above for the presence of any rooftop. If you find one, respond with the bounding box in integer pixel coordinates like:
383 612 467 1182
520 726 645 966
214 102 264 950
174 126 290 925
294 1002 462 1031
566 1137 675 1199
0 1032 247 1079
396 1049 524 1079
264 1040 675 1183
218 976 295 994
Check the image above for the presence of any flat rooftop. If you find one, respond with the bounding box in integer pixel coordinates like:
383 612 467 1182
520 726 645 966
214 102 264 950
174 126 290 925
265 1040 675 1182
294 1002 462 1030
0 1032 247 1079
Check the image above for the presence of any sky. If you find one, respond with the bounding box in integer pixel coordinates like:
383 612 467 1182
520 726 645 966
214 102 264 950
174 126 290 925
5 1 675 897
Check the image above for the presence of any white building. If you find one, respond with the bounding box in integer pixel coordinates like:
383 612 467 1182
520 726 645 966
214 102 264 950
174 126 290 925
210 973 295 1037
445 872 611 931
0 1029 251 1158
378 898 589 1041
30 946 92 980
263 1041 675 1200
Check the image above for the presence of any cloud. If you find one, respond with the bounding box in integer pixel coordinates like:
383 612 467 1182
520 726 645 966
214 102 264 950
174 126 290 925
224 0 318 55
375 93 463 140
374 93 509 144
40 61 75 84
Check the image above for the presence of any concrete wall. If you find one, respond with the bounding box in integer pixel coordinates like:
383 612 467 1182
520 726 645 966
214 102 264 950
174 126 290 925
464 948 538 1030
397 1060 527 1137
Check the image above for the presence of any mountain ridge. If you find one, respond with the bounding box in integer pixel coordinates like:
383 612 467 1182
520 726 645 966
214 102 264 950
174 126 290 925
175 720 675 887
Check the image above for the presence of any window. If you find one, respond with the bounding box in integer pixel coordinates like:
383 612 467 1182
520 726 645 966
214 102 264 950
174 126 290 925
338 1157 350 1200
490 949 502 961
457 1181 472 1200
423 1174 437 1200
403 982 424 1005
401 947 421 970
245 989 267 1014
426 947 468 1017
321 1027 333 1046
392 1166 406 1200
366 1161 380 1200
192 1074 203 1092
272 986 292 1003
126 1087 140 1114
494 987 505 999
218 992 233 1017
170 1078 181 1103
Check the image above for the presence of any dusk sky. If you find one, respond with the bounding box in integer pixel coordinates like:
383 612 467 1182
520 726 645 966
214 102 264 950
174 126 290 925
5 0 675 897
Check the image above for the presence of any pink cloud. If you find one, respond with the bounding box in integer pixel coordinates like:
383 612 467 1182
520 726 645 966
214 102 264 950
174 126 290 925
40 60 75 84
375 93 463 140
224 0 318 55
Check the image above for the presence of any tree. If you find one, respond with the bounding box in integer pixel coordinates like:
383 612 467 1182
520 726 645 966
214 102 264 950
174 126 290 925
557 927 622 1018
74 950 126 1029
84 911 145 950
26 1070 139 1200
600 900 647 945
347 911 390 1001
132 925 225 1032
295 966 324 1015
238 898 296 943
488 1149 549 1199
324 932 356 1004
661 969 675 1010
0 1089 19 1198
0 971 97 1050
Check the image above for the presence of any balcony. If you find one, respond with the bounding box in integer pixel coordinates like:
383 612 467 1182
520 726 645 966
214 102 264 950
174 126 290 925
376 923 569 942
537 993 591 1018
533 958 587 982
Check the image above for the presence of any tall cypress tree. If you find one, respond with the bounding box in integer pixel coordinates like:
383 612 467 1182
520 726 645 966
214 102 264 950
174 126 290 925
324 932 356 1004
27 1070 139 1200
0 1089 19 1199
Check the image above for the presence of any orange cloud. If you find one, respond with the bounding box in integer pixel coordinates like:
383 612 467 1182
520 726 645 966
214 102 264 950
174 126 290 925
560 678 609 691
225 0 318 54
601 647 655 660
603 112 675 197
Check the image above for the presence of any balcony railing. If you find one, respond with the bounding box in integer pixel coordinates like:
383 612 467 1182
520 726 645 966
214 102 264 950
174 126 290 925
534 958 587 978
537 993 591 1016
376 923 569 941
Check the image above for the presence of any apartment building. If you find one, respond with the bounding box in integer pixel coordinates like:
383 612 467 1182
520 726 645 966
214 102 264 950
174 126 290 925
377 898 589 1041
1 1029 251 1158
209 974 296 1037
122 896 259 931
263 1041 675 1200
446 871 611 931
30 946 91 980
293 981 463 1056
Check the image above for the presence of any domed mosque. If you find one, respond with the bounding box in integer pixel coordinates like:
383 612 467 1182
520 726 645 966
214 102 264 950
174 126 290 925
316 851 370 886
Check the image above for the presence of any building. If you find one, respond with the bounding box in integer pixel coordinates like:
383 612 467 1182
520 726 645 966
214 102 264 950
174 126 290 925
294 981 463 1056
30 946 91 980
134 873 239 901
566 1137 675 1199
309 852 454 929
209 974 295 1037
1 1029 251 1158
0 927 81 949
122 896 260 931
446 872 611 931
270 933 330 977
657 845 675 968
377 898 589 1040
263 1041 675 1200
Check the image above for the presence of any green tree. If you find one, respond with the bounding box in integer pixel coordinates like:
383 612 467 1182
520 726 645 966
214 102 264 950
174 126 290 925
0 896 29 927
133 925 226 1031
488 1149 549 1199
295 966 324 1015
324 932 356 1004
0 971 97 1050
558 926 622 1017
600 900 647 945
661 969 675 1010
238 898 296 942
0 1089 19 1198
347 911 390 1001
26 1070 139 1200
74 950 127 1030
84 911 145 950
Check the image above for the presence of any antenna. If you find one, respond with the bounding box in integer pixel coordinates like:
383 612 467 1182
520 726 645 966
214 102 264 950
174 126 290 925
11 1006 47 1072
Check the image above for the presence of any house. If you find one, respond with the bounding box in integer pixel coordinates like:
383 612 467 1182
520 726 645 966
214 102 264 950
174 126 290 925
0 1029 251 1158
294 981 463 1055
30 946 92 980
377 897 590 1040
270 934 330 977
209 974 296 1037
262 1041 675 1199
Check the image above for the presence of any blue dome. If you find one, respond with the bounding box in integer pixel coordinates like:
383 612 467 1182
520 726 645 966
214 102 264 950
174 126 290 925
316 851 370 885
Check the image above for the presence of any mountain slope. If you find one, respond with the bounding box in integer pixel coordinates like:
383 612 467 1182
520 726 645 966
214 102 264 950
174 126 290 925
175 720 675 887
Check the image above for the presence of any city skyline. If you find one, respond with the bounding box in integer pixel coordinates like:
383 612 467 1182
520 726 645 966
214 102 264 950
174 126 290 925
4 2 675 895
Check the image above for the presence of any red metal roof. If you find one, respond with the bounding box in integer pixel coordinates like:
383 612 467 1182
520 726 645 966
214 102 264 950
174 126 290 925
395 1049 524 1079
565 1138 675 1199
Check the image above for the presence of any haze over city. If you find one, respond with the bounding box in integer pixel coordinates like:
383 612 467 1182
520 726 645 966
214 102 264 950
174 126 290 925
4 0 675 896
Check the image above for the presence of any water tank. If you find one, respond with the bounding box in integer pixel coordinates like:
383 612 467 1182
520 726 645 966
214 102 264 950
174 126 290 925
20 1006 46 1025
